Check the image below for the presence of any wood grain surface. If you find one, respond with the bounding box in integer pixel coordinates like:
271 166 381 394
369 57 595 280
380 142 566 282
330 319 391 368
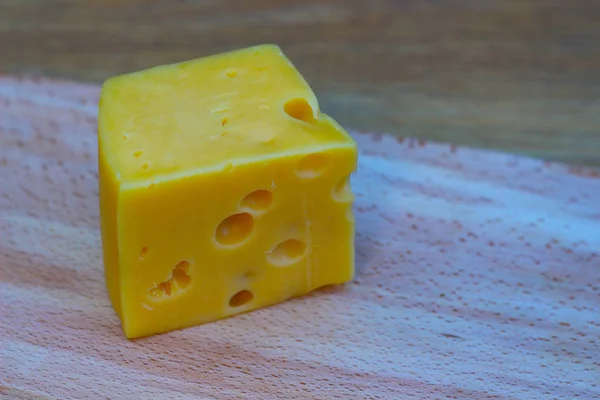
1 77 600 399
1 0 600 164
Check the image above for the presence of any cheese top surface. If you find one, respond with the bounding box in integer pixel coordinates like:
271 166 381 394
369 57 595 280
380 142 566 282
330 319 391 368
99 44 352 185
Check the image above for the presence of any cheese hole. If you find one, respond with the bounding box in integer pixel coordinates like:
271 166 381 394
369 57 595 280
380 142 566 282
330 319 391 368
241 190 273 212
141 163 149 170
148 260 191 299
267 239 306 266
149 282 172 298
229 289 254 307
215 213 254 246
224 68 237 78
333 175 353 202
221 117 228 126
296 153 328 178
133 150 143 158
140 246 148 259
172 261 191 289
157 281 172 296
284 98 316 123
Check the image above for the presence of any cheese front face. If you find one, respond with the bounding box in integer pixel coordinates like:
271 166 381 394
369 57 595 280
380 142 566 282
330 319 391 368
98 44 357 339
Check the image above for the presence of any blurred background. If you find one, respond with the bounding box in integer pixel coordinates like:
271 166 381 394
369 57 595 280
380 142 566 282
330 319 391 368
2 0 599 165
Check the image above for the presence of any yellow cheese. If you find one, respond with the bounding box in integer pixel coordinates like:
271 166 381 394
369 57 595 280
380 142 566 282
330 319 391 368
98 44 357 339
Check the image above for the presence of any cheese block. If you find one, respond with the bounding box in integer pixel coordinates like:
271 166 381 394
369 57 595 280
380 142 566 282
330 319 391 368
98 44 357 339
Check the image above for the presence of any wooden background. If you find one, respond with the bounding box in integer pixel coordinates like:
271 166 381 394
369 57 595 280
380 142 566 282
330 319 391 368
1 77 599 399
1 0 599 165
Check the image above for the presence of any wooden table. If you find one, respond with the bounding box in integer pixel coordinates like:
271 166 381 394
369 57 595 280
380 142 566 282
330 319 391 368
1 75 600 400
1 0 599 164
2 2 600 398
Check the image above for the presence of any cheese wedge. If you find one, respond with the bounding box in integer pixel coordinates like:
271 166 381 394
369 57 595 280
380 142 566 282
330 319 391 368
98 44 357 338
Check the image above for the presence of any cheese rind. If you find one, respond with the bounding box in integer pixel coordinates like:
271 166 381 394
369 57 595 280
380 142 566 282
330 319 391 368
98 44 357 338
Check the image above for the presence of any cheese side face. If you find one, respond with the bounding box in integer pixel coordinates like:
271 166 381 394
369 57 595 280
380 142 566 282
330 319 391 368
98 44 357 338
